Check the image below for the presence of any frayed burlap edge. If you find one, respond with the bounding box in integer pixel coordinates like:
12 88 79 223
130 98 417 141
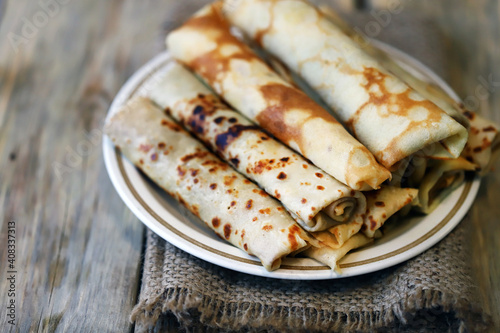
130 284 490 332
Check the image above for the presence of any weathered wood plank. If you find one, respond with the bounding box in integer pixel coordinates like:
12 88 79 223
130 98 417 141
0 0 182 331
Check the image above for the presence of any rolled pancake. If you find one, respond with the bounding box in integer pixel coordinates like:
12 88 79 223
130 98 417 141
353 48 499 175
150 62 366 233
104 96 310 271
461 111 500 175
416 157 476 214
225 0 469 170
302 233 372 272
311 220 364 249
360 186 419 238
166 3 391 190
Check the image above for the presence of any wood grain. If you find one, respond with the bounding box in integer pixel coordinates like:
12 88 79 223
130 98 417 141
0 0 498 332
0 0 176 331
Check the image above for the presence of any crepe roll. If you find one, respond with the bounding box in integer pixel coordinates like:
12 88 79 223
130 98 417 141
104 96 311 271
461 111 500 175
416 157 476 214
302 233 372 272
225 0 469 170
360 186 418 238
166 3 391 191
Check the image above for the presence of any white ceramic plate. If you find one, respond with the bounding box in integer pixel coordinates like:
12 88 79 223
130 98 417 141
103 45 480 280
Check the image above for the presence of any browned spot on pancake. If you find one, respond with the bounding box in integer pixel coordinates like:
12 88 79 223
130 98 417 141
274 190 281 199
209 167 217 173
277 207 284 212
223 224 232 239
470 127 480 135
187 105 208 135
164 107 171 116
139 159 144 165
227 189 233 194
177 195 187 208
185 96 226 136
404 196 413 206
311 207 316 211
301 198 307 204
315 173 324 178
241 229 245 239
249 158 290 174
215 124 260 152
192 205 199 217
244 179 251 184
277 172 287 180
243 243 248 251
375 201 385 207
261 136 269 140
181 151 210 163
252 217 258 221
231 201 236 207
191 169 199 177
161 119 182 132
139 144 152 153
382 213 387 219
193 178 199 184
287 225 302 251
350 190 356 196
209 183 217 190
158 142 166 149
472 137 493 153
256 84 340 152
177 166 186 177
280 157 290 162
369 215 378 231
230 158 240 167
317 186 325 190
224 175 237 186
262 225 273 231
184 5 267 85
212 217 220 228
246 199 253 209
303 164 308 169
483 126 496 132
214 116 225 124
347 67 449 167
463 110 475 120
259 208 271 215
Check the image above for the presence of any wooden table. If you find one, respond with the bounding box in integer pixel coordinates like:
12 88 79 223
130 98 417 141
0 0 498 331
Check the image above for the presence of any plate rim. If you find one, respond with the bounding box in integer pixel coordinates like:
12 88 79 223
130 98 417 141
103 47 480 280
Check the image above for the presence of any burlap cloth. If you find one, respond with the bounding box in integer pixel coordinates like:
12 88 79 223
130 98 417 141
130 5 492 332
